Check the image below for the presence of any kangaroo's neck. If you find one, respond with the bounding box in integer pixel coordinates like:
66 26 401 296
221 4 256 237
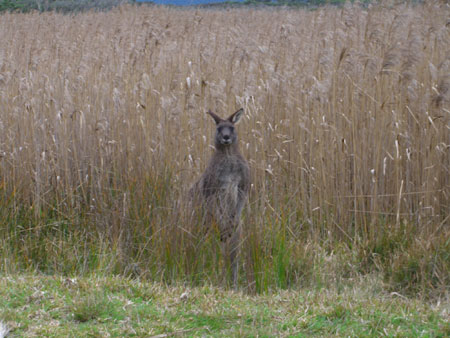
214 142 240 155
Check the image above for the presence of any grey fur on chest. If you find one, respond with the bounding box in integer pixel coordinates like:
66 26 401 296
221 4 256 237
203 155 248 194
215 157 246 186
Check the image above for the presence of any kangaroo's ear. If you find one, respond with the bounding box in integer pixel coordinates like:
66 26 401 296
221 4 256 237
228 108 244 124
207 110 222 125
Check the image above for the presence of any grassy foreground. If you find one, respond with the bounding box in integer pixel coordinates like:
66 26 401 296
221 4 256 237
0 274 448 337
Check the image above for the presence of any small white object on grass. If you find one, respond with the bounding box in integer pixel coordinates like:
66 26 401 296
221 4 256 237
180 291 190 301
0 321 9 338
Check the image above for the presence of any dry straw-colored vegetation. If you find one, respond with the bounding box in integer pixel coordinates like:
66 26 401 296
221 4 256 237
0 2 448 296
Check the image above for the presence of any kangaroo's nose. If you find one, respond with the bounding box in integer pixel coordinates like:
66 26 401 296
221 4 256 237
223 135 230 140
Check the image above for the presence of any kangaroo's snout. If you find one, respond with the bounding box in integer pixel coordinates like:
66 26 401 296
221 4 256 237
218 126 234 145
216 124 236 147
221 138 231 145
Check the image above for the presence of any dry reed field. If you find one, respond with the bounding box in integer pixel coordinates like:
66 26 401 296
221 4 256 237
0 2 449 296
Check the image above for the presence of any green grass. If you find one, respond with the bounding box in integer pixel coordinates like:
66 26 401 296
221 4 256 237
0 274 448 337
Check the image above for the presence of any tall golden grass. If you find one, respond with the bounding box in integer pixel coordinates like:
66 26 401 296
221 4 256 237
0 3 448 295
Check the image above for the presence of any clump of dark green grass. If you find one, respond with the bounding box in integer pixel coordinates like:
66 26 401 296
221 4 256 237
70 290 126 323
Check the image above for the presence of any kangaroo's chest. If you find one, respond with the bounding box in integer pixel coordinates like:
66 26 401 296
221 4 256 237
200 152 248 203
214 160 244 188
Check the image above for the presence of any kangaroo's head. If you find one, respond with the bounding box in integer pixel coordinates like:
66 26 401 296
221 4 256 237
207 108 243 149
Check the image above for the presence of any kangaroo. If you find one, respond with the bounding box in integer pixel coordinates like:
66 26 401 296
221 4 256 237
189 108 250 288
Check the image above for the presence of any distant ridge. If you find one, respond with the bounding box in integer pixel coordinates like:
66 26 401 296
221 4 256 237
136 0 244 5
